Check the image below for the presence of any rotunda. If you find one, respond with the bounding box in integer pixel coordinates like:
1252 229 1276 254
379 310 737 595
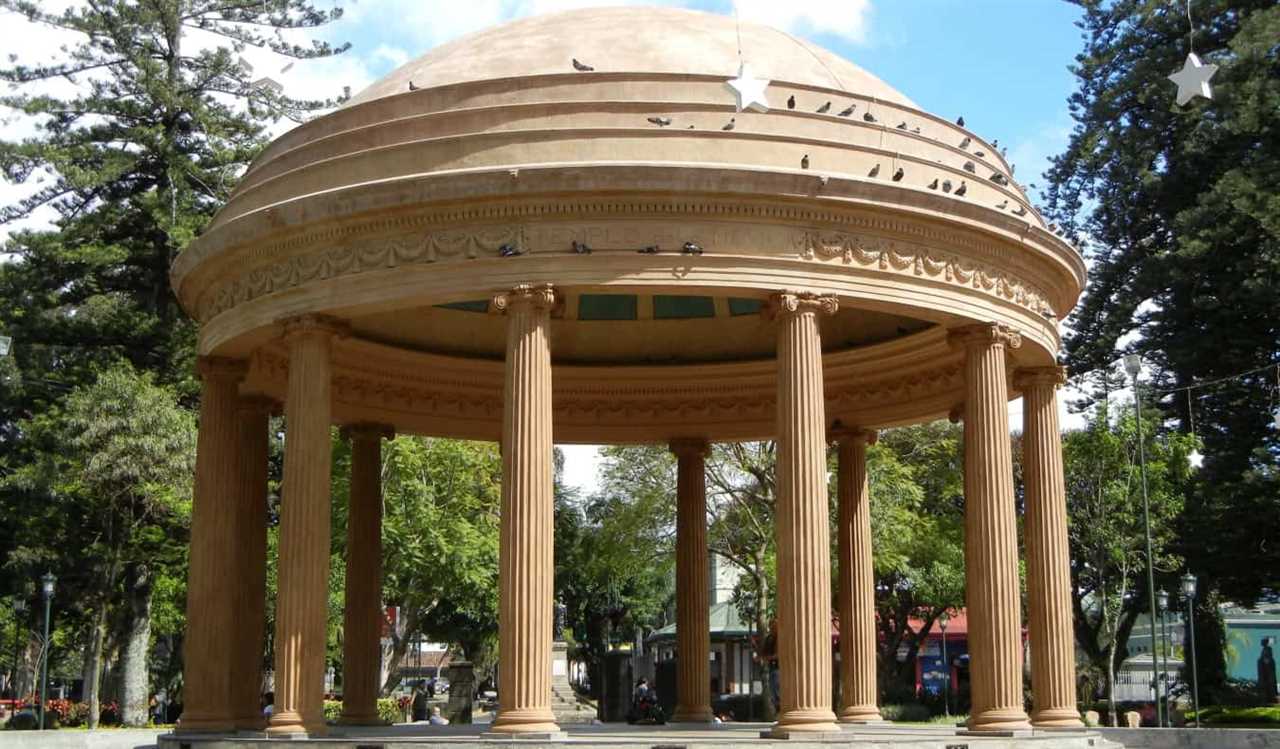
173 6 1084 739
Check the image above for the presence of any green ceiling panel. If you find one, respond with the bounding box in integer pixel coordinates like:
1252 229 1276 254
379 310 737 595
654 295 715 319
578 294 638 321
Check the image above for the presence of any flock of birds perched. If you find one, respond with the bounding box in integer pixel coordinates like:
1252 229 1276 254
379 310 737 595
407 56 1070 244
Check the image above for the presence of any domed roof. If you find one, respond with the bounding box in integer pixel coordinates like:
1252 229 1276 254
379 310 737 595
347 6 916 109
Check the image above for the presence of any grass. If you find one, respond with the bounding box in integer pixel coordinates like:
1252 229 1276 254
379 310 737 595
1188 705 1280 726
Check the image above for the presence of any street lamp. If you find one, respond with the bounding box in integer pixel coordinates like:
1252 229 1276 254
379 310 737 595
38 573 54 731
1124 353 1164 729
9 598 26 700
1157 589 1170 724
939 611 951 718
1181 573 1201 728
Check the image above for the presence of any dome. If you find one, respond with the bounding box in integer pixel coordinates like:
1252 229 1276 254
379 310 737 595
172 6 1084 442
346 7 917 109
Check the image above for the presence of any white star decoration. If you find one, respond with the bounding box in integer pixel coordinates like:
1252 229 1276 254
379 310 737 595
1168 52 1218 106
727 62 769 113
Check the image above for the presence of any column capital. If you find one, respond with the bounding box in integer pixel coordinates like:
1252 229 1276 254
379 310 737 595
341 422 395 442
196 356 248 382
1014 366 1068 389
279 314 349 342
490 283 558 314
947 322 1022 352
828 422 876 447
668 437 710 459
765 290 838 320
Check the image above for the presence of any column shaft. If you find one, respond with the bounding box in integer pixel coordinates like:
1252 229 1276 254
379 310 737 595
231 397 272 730
1019 368 1082 727
490 284 559 734
341 425 390 725
670 439 713 723
771 292 840 734
833 430 882 722
268 317 338 736
177 358 246 733
951 324 1031 731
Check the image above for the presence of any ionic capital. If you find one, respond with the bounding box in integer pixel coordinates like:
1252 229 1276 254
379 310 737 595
196 356 248 383
279 314 349 342
341 422 395 442
1014 366 1068 390
947 322 1022 351
828 423 877 447
237 394 280 416
764 290 839 320
668 437 711 459
490 283 558 314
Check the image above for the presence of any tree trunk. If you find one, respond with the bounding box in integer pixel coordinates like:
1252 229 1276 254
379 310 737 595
84 602 109 729
120 563 153 726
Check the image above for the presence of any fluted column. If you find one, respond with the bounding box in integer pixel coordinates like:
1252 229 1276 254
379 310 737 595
1017 367 1082 727
268 316 341 736
177 357 247 733
948 323 1031 732
768 291 840 735
490 284 560 735
669 438 714 723
231 396 274 730
830 426 882 723
341 423 393 725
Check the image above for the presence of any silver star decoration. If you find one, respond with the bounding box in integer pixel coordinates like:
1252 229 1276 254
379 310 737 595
1168 52 1218 106
727 62 769 113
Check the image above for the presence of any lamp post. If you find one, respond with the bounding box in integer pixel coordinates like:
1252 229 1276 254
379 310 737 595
1157 589 1170 725
9 598 26 700
1181 573 1200 728
37 573 54 731
1124 353 1164 729
939 611 950 718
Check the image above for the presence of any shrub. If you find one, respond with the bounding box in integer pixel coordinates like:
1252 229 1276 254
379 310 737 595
62 702 91 727
377 697 401 725
323 700 343 722
6 712 39 730
1190 705 1280 725
881 702 932 722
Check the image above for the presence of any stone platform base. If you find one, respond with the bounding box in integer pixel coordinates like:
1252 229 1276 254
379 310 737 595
158 723 1122 748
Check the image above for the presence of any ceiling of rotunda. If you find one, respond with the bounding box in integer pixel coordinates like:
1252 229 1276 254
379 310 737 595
348 292 934 366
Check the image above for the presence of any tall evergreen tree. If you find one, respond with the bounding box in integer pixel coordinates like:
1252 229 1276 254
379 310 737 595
1044 2 1279 611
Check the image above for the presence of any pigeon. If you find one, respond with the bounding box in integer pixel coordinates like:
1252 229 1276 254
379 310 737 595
572 58 594 71
975 150 986 158
863 111 877 123
499 244 523 257
408 81 419 91
787 95 796 109
955 181 968 196
868 163 880 178
963 161 976 173
1001 146 1008 157
959 137 971 149
892 167 905 182
682 241 703 255
956 116 965 127
1013 205 1028 216
816 101 831 113
992 139 1000 148
1048 223 1059 233
896 121 909 130
990 173 1009 185
800 154 810 169
571 241 592 254
722 118 735 131
837 103 856 117
996 200 1008 210
912 126 921 134
687 125 695 129
942 179 953 193
637 245 659 255
647 116 672 127
1010 163 1017 174
928 178 939 190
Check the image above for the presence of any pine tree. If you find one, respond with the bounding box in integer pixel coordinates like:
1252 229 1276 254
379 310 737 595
1044 1 1278 621
0 0 349 725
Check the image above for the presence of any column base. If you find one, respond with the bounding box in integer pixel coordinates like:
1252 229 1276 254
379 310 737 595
772 707 840 735
266 709 328 737
480 731 569 741
489 707 560 735
1031 707 1084 728
760 726 845 740
966 706 1031 732
837 705 883 723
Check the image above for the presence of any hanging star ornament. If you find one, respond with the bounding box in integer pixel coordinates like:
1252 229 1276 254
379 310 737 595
727 62 769 113
1168 52 1218 106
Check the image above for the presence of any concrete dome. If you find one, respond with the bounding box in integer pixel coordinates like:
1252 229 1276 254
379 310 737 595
347 7 917 109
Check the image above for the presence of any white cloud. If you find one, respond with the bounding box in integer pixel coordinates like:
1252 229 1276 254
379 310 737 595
732 0 872 45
